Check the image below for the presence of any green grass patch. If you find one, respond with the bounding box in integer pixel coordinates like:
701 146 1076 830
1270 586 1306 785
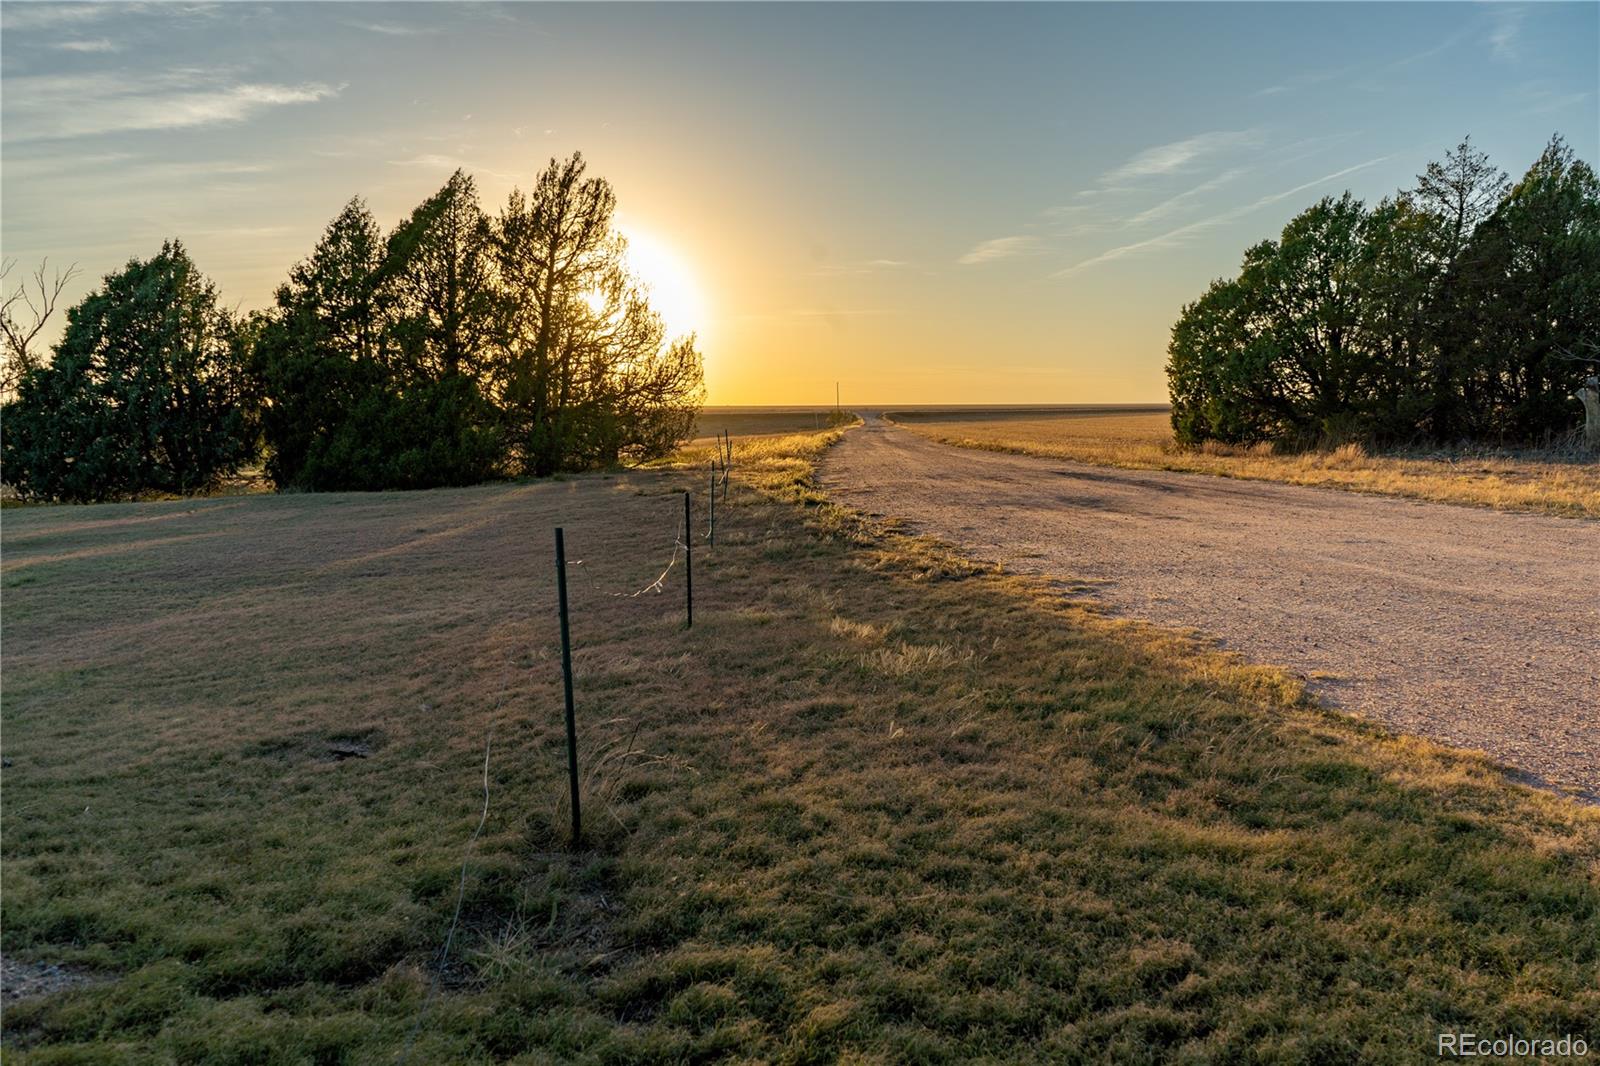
2 428 1596 1061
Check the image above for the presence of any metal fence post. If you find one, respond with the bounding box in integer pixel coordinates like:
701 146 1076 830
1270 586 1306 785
554 527 581 847
709 460 716 546
722 431 731 502
683 491 693 628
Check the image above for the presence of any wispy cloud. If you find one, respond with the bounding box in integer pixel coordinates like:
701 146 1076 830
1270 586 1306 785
809 258 908 277
346 20 438 37
1 150 269 185
1123 169 1246 228
1043 166 1249 241
54 37 121 53
1100 130 1262 184
1253 67 1353 99
1267 24 1479 101
1 2 119 31
1050 220 1213 280
786 308 891 318
1245 157 1392 211
1052 157 1391 279
732 308 893 324
386 154 519 183
0 150 135 180
1509 81 1590 116
191 225 294 240
2 3 222 33
958 235 1038 266
388 153 472 169
1488 6 1527 63
3 71 340 140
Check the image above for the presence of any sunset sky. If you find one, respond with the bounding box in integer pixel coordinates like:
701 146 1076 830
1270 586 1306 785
3 2 1596 405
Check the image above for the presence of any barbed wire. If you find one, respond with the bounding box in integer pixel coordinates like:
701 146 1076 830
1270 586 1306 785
397 473 735 1060
395 661 510 1065
565 509 690 599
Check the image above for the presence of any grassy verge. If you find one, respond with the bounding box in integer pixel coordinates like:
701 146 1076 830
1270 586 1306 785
2 428 1597 1062
887 410 1600 519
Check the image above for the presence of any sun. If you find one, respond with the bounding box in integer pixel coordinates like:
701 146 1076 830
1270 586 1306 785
617 225 708 343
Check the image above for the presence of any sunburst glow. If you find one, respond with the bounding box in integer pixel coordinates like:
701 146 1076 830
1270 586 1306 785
618 225 707 344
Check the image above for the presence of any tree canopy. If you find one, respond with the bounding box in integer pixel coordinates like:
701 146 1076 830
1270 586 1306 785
3 154 705 500
1168 135 1600 447
251 154 702 490
1 242 255 501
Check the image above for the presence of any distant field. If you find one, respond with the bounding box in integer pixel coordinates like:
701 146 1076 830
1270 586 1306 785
889 406 1172 442
3 426 1599 1060
888 407 1600 519
692 406 849 440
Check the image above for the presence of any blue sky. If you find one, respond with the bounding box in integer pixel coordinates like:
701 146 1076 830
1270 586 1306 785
3 2 1595 403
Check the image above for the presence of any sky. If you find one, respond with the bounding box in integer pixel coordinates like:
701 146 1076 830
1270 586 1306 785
3 2 1596 405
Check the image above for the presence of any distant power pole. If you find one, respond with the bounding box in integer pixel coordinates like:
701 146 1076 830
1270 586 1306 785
835 381 840 411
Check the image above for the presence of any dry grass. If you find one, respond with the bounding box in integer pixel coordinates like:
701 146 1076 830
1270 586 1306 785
888 409 1600 518
3 425 1598 1061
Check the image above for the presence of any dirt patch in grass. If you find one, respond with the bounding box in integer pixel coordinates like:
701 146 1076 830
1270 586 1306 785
2 426 1597 1061
888 408 1600 518
241 727 389 764
1 957 109 1004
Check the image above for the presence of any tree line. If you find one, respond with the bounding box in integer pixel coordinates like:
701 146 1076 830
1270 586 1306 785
1167 135 1600 448
1 154 704 501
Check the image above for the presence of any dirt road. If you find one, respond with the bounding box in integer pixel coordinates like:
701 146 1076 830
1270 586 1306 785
821 416 1599 797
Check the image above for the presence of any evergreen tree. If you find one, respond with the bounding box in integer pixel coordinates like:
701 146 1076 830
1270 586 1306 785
1 242 255 501
1454 136 1600 440
254 192 503 490
1167 134 1600 449
252 198 392 488
387 170 496 382
492 153 703 475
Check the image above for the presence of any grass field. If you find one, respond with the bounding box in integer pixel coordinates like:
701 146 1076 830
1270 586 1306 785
888 408 1600 519
3 428 1598 1062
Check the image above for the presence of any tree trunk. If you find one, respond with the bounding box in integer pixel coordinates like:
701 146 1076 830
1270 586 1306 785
1579 376 1600 450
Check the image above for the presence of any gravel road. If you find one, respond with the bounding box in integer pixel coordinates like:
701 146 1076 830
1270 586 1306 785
821 416 1599 798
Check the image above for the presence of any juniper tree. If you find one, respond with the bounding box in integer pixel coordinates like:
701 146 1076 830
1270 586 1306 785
492 153 702 475
0 242 254 500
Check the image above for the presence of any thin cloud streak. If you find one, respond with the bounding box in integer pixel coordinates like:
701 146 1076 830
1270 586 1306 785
2 3 222 32
958 235 1038 265
1252 66 1355 99
0 3 120 31
1100 130 1261 184
808 258 908 277
1123 169 1247 228
4 71 340 140
732 308 893 324
54 38 121 53
1052 156 1391 279
347 21 438 37
1511 84 1590 116
386 154 519 183
1488 6 1527 63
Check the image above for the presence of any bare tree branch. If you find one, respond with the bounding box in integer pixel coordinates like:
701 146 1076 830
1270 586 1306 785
1552 339 1600 364
1 257 81 399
